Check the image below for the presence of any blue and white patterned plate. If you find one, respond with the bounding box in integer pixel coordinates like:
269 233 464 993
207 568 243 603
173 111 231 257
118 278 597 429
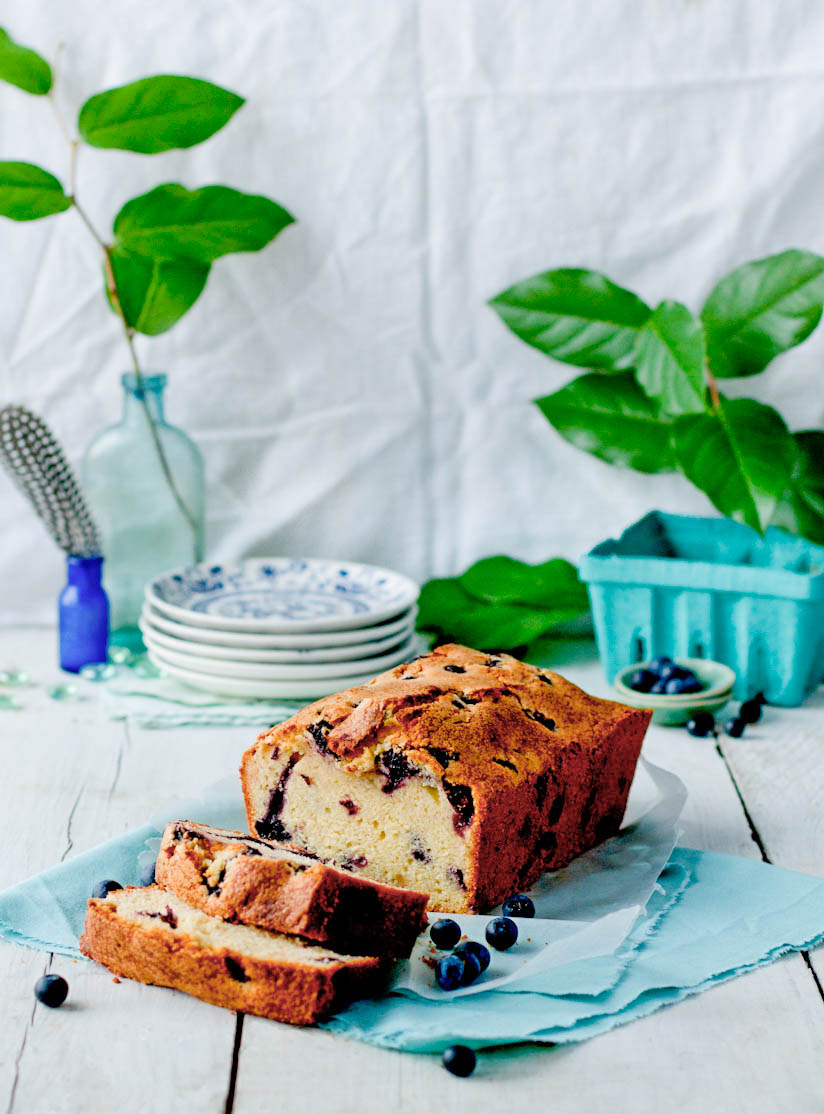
146 558 420 634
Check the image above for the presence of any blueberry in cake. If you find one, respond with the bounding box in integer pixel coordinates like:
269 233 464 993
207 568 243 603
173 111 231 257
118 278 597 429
155 820 428 957
241 643 651 913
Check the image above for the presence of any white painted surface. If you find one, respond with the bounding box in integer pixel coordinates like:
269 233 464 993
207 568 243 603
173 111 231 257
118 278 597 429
0 628 822 1113
3 1 824 622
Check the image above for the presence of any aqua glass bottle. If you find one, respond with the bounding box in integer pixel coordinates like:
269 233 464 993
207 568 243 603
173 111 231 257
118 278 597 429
83 373 205 650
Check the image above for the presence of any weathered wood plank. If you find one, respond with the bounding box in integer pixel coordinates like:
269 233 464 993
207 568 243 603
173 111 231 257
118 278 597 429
232 958 824 1114
0 628 246 1114
718 689 824 877
718 688 824 998
232 662 824 1114
2 635 823 1114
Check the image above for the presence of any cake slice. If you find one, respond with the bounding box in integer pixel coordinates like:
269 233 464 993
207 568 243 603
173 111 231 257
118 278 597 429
80 886 390 1026
155 820 429 957
240 643 651 913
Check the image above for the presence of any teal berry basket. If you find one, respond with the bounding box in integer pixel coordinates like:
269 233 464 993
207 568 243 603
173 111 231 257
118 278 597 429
580 512 824 707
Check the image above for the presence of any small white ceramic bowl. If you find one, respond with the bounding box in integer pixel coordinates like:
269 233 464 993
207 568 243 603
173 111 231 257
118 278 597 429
613 657 736 726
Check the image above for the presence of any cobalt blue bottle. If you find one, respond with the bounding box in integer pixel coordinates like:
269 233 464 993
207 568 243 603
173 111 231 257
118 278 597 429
58 556 110 672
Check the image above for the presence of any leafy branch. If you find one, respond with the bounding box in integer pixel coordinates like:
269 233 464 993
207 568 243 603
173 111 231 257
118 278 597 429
417 556 590 653
490 251 824 542
0 28 296 543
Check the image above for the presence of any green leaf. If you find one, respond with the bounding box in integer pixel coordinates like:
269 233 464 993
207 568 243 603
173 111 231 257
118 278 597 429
701 249 824 378
417 556 589 652
459 556 588 611
489 268 651 372
0 27 52 95
109 247 210 335
673 398 797 533
768 431 824 545
0 161 70 221
535 370 676 473
78 75 244 154
633 300 707 416
113 184 295 264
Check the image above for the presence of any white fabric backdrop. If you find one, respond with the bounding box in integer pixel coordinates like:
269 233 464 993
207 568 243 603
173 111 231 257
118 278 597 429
2 0 824 623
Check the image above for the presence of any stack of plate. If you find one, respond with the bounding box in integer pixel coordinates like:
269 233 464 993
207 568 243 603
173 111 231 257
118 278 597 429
140 558 420 699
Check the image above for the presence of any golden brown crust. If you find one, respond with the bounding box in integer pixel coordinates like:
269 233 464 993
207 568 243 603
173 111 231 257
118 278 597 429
240 644 651 913
155 822 429 956
79 895 390 1026
245 643 648 785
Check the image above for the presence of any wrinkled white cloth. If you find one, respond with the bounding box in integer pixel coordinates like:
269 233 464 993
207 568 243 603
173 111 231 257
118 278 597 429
2 0 824 622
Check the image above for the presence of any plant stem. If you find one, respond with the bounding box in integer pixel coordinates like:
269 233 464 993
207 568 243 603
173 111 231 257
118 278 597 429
48 79 200 549
706 366 721 410
97 229 200 541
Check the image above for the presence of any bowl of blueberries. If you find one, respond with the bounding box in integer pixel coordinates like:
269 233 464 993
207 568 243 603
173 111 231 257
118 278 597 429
614 655 736 726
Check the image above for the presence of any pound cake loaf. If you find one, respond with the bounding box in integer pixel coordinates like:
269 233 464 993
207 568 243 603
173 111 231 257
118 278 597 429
156 820 429 957
241 643 651 913
80 886 390 1026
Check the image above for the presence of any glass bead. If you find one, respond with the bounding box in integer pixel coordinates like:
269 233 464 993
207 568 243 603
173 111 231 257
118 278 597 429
0 669 30 686
108 646 135 666
79 662 117 682
0 693 21 709
47 684 82 702
132 656 161 678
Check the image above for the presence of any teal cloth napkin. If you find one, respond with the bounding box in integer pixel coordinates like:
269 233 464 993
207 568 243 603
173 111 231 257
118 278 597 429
101 673 303 728
1 810 822 1052
324 848 824 1050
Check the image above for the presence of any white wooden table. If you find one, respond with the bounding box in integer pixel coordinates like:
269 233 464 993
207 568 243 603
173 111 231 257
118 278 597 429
1 627 822 1114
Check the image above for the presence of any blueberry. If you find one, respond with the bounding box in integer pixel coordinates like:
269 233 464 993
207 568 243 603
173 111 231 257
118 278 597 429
649 656 673 673
502 893 535 919
34 974 68 1008
724 718 746 738
686 711 715 737
660 663 690 682
455 940 490 973
442 1045 477 1077
458 950 483 986
485 916 518 951
739 699 762 724
139 862 156 886
92 879 123 899
665 676 702 695
430 918 461 950
650 679 668 694
435 953 465 991
628 668 657 693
